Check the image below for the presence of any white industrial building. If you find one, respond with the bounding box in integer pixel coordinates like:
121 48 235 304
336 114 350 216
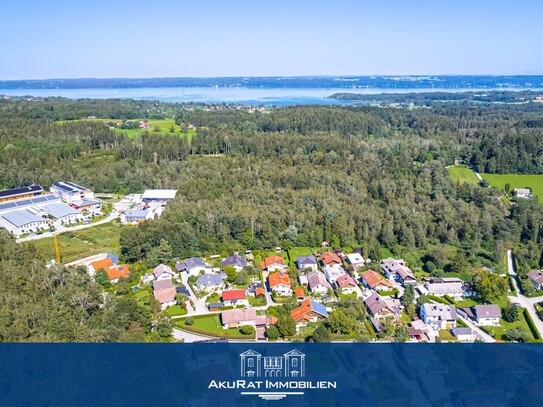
0 210 50 236
43 202 83 224
141 189 177 203
51 181 95 204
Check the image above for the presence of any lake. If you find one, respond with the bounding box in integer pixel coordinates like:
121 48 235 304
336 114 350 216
0 86 540 106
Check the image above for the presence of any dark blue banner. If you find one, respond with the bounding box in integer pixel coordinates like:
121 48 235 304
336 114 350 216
1 344 543 406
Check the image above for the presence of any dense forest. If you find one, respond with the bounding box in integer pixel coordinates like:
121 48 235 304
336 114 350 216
0 96 542 341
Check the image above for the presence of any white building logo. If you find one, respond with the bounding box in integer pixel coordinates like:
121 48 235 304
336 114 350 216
240 349 305 378
208 348 335 401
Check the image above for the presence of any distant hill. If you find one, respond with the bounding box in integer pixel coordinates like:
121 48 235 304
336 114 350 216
1 75 543 89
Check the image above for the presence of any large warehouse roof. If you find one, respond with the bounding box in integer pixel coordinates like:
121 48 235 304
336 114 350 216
1 210 46 227
142 189 177 200
0 185 43 200
52 181 90 193
0 194 59 213
43 202 82 219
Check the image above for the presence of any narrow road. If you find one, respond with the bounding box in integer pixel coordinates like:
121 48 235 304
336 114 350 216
506 249 543 338
172 328 216 342
458 315 496 343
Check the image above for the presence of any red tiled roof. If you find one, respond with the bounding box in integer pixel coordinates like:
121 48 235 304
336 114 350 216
261 255 285 269
321 252 341 266
268 271 291 288
222 289 246 301
106 264 130 280
91 258 113 271
255 287 266 297
336 274 357 288
295 287 305 298
362 270 393 289
290 299 313 322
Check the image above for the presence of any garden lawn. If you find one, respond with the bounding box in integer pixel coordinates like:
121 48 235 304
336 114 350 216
481 173 543 199
447 165 479 184
482 310 536 341
166 305 188 317
27 222 123 263
175 315 250 339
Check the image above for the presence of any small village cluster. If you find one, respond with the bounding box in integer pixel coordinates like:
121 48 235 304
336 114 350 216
81 242 543 342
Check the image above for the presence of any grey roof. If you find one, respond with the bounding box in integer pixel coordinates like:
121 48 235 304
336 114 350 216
421 303 457 320
43 202 81 219
528 270 543 285
425 281 464 295
307 271 330 291
197 273 227 287
182 257 207 271
1 210 47 228
52 181 90 193
125 209 149 218
71 198 101 207
153 279 174 291
153 264 174 278
222 254 247 268
474 304 502 319
454 327 473 336
297 255 317 266
364 292 401 316
0 194 58 212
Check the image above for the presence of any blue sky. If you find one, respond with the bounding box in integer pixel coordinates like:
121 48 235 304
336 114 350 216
1 0 542 79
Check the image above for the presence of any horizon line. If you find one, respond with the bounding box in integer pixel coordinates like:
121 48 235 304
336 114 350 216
2 74 543 82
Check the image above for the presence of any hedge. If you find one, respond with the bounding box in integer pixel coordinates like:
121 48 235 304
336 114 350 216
508 277 518 295
443 295 455 304
377 288 399 297
428 295 452 305
178 323 255 340
523 309 542 342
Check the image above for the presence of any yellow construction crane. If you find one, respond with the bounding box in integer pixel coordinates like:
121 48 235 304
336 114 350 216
53 233 61 264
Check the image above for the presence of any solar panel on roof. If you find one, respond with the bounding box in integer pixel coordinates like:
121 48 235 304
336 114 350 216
0 202 17 210
32 196 47 203
310 300 329 317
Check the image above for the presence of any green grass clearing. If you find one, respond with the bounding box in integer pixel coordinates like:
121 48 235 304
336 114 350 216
447 165 479 185
481 173 543 199
58 118 196 142
27 222 124 263
481 310 536 342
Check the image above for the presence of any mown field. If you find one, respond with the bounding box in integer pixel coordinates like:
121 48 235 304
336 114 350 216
447 165 479 184
27 222 124 263
58 118 197 141
480 173 543 199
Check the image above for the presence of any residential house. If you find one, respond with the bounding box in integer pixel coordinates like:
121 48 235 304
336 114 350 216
153 264 175 281
89 257 130 283
364 292 402 321
474 305 502 326
323 264 346 285
346 252 366 271
453 327 476 341
208 302 222 311
527 270 543 290
222 254 247 272
221 289 249 307
176 257 211 277
268 271 292 296
320 252 342 267
380 258 416 285
307 271 331 295
261 255 287 272
420 303 457 329
153 279 177 310
361 269 395 292
123 209 152 224
256 315 278 340
514 188 532 198
424 277 465 298
221 308 257 329
296 255 319 272
294 287 306 301
335 274 358 295
254 287 266 298
408 319 431 342
290 299 329 332
196 273 227 292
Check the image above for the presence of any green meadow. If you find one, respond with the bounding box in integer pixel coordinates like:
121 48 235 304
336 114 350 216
481 173 543 199
58 118 196 141
447 165 479 184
